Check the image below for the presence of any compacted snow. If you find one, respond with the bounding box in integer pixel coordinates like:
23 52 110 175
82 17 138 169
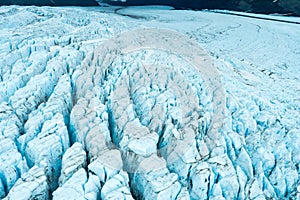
0 5 299 200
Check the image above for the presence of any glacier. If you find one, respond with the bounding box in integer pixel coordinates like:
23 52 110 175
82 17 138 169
0 5 300 200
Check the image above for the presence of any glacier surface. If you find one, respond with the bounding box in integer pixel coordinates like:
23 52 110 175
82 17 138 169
0 5 299 200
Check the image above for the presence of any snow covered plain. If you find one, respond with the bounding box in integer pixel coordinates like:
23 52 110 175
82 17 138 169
0 5 299 200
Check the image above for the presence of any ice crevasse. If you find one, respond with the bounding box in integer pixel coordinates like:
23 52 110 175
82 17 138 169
0 5 300 200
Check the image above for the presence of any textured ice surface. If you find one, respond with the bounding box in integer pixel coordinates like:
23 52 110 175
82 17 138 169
0 5 299 200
